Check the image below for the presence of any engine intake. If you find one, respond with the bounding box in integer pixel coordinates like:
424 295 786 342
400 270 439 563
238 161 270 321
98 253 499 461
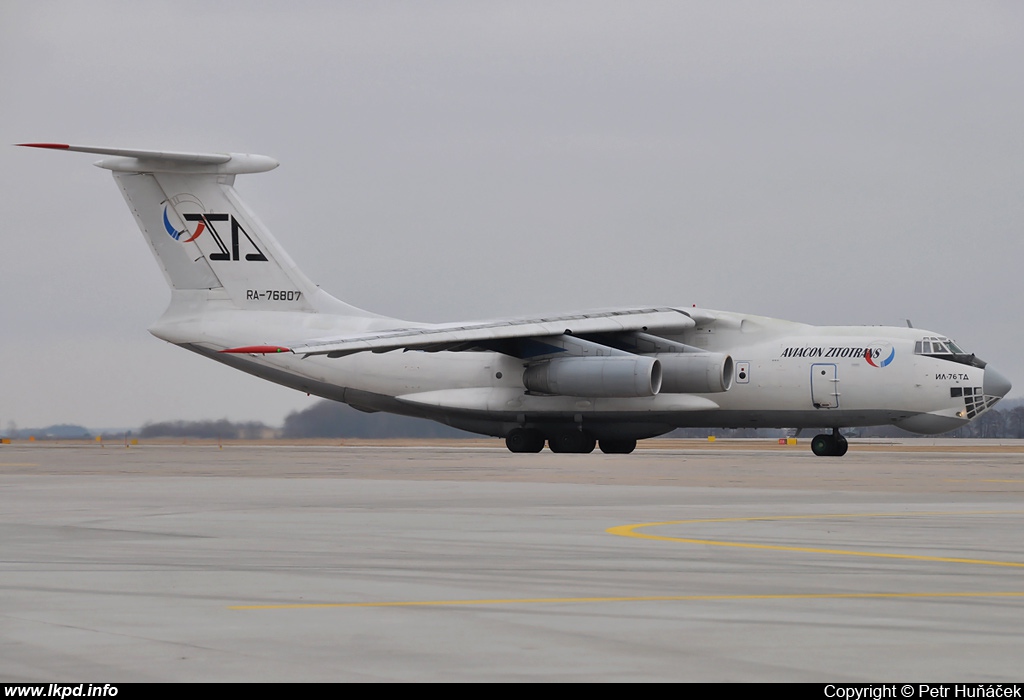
523 356 662 397
655 353 733 393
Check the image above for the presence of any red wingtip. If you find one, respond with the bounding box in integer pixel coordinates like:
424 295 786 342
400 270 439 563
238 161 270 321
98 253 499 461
220 345 292 355
16 143 71 150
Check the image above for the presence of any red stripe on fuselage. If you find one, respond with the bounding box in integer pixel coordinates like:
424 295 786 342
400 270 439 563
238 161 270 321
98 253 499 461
219 346 292 354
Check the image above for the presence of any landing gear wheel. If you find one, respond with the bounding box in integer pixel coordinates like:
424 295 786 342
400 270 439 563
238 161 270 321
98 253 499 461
599 439 637 454
505 428 545 453
811 434 833 456
548 431 597 454
833 433 848 457
810 432 848 457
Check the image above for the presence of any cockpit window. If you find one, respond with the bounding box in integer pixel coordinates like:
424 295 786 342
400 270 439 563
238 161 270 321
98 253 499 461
916 337 953 356
914 336 986 368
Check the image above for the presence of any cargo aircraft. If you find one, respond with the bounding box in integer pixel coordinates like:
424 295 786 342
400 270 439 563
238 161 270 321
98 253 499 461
23 143 1012 456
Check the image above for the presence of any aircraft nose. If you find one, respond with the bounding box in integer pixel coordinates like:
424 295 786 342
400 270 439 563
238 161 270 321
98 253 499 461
983 366 1012 399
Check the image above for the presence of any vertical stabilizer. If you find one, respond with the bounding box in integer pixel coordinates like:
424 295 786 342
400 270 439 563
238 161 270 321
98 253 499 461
21 143 374 317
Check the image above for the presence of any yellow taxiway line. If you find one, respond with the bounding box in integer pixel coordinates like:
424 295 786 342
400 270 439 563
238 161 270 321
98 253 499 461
232 510 1024 611
607 510 1024 568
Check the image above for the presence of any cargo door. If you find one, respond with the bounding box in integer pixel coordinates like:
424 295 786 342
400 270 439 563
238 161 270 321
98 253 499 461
811 363 840 409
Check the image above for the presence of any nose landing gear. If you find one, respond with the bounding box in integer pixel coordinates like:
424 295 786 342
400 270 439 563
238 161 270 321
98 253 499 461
810 429 848 457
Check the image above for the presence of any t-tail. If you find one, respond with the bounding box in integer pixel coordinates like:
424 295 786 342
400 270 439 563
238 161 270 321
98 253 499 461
19 143 373 317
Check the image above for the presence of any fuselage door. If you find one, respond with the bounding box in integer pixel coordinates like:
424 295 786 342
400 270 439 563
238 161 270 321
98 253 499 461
811 363 839 409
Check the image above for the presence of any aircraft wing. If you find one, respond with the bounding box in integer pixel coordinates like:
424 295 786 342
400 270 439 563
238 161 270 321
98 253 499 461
223 307 702 358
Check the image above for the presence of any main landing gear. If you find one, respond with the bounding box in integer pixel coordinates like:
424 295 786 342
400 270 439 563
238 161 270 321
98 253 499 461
505 428 545 453
597 438 637 454
810 428 848 457
548 431 596 454
504 429 638 455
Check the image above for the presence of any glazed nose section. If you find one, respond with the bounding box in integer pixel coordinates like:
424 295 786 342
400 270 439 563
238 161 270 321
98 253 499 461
983 366 1012 399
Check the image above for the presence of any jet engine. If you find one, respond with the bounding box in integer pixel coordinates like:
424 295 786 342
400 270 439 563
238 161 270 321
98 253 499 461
655 352 733 393
523 356 662 398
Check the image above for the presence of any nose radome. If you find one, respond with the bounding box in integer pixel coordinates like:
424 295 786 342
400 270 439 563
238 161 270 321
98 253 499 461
983 366 1012 399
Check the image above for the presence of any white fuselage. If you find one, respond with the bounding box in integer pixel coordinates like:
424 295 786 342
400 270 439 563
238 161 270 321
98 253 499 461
150 301 994 439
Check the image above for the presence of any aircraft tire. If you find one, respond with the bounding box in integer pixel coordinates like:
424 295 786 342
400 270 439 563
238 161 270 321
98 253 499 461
811 433 848 457
834 434 849 457
811 434 834 457
549 431 597 454
599 439 637 454
506 428 545 453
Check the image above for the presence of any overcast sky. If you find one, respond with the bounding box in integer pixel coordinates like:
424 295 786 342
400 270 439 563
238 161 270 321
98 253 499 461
2 1 1022 430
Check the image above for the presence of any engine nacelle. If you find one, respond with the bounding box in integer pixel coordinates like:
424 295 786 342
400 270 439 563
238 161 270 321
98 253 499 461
523 356 663 398
655 353 733 393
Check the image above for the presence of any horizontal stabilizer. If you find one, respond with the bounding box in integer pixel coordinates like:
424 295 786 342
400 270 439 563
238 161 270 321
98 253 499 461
18 143 278 174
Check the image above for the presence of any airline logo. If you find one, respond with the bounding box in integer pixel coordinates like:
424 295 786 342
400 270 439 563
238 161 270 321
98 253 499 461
780 342 894 367
162 206 203 242
161 205 267 262
865 341 895 368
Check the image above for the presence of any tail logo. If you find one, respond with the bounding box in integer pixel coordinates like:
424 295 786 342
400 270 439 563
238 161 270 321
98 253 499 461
160 205 267 262
163 206 204 242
